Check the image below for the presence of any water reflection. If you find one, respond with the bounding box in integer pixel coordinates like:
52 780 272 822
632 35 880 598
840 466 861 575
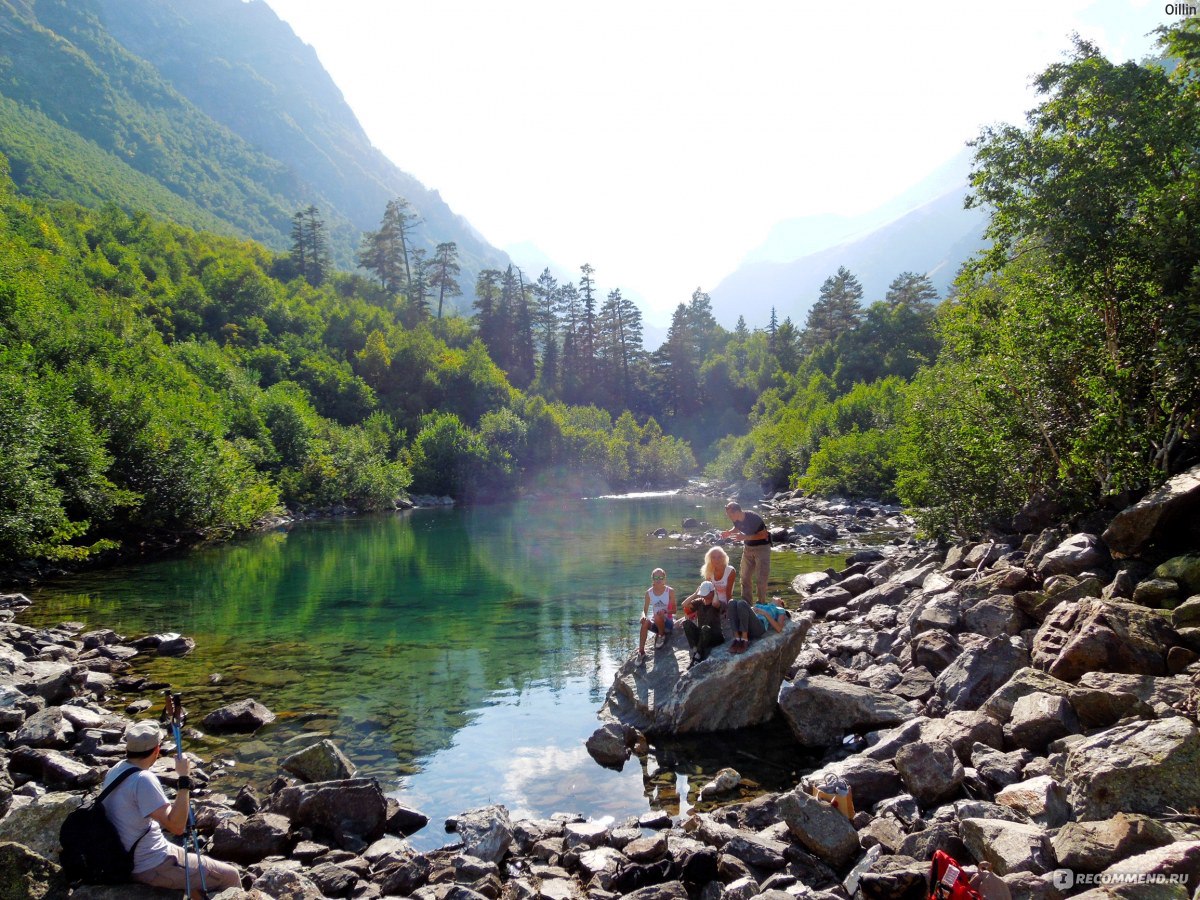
24 495 835 842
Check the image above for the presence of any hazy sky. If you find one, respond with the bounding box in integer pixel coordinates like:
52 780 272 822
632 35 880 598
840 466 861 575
264 0 1171 325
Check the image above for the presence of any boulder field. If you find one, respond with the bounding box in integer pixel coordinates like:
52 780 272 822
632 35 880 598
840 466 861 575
3 466 1200 898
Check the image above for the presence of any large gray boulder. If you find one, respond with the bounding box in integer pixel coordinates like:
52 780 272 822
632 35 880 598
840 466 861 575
1031 598 1181 681
1037 533 1107 578
935 636 1029 711
980 667 1150 730
0 841 70 900
16 661 77 704
777 789 860 868
600 615 811 734
1004 691 1080 751
960 818 1050 876
1051 813 1177 873
211 812 293 864
777 674 912 747
893 740 964 806
451 805 514 864
0 791 84 860
267 777 388 846
1064 717 1200 820
13 707 74 750
994 775 1070 827
802 755 904 810
1103 463 1200 558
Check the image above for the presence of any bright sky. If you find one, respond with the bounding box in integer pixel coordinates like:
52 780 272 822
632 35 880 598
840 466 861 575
263 0 1171 325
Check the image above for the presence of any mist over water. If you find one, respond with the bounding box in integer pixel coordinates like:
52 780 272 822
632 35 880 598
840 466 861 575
25 495 835 847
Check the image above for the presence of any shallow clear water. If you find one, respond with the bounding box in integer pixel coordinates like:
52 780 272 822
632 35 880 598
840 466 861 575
23 494 837 848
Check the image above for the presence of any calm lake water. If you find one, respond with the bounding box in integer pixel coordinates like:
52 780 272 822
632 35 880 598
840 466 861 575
23 493 837 848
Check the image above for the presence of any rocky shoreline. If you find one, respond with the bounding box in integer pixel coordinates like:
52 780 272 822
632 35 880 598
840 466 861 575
3 467 1200 899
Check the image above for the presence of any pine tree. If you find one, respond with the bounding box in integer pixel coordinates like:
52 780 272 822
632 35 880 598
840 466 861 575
801 266 863 353
357 198 419 293
533 268 560 352
387 197 420 286
686 288 720 358
428 242 462 320
407 247 430 321
884 271 938 311
537 331 560 398
655 303 696 417
508 266 536 389
556 281 582 403
578 263 598 391
598 288 643 407
474 269 504 357
774 317 800 372
290 205 331 287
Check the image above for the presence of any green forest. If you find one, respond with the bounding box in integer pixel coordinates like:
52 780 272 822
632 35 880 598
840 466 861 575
2 24 1199 566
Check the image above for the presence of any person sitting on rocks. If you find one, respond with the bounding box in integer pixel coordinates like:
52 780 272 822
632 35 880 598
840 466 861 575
681 580 725 667
637 567 676 663
753 598 791 634
702 545 760 654
102 721 241 899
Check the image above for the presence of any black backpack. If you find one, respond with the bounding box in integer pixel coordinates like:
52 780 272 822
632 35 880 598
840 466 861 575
59 766 150 884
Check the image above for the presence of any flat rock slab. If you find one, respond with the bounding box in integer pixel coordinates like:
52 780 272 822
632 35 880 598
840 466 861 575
600 615 811 734
1065 717 1200 820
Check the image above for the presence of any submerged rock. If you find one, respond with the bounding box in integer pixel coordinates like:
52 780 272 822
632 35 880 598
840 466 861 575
282 739 356 783
599 614 811 734
202 698 276 733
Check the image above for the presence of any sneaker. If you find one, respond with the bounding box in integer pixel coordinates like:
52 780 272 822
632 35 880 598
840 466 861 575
637 648 647 666
654 633 667 650
688 651 699 669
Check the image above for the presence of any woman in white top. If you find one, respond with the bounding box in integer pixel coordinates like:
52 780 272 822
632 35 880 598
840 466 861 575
702 546 735 606
704 545 761 653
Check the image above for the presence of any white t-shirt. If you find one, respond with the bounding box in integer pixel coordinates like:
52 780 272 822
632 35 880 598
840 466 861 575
100 761 172 873
646 584 673 616
711 565 736 604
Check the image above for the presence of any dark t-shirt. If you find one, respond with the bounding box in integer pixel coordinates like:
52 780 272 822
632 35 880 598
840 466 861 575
686 597 724 630
735 511 770 546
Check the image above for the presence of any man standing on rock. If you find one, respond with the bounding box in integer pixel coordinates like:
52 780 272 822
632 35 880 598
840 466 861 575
722 500 771 606
101 720 241 898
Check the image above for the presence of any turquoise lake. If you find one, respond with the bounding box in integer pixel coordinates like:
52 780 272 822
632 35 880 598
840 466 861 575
22 493 836 848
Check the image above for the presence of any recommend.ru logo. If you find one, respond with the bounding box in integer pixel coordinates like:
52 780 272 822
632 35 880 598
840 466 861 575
1052 869 1189 889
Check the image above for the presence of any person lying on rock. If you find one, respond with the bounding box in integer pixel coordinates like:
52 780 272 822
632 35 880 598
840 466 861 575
638 567 676 663
681 580 725 668
753 598 791 634
726 595 766 651
102 721 242 898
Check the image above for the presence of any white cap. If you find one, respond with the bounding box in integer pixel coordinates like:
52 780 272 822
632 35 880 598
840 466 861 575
697 581 715 595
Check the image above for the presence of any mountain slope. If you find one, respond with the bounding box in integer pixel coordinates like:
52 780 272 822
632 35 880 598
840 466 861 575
0 0 506 308
711 184 988 327
711 147 988 327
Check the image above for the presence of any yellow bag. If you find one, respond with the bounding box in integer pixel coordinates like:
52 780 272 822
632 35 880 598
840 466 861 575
807 773 855 818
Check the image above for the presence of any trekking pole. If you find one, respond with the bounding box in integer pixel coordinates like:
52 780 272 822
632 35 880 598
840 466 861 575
163 691 209 899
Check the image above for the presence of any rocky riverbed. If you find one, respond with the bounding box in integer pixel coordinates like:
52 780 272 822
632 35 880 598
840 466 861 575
4 466 1200 899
